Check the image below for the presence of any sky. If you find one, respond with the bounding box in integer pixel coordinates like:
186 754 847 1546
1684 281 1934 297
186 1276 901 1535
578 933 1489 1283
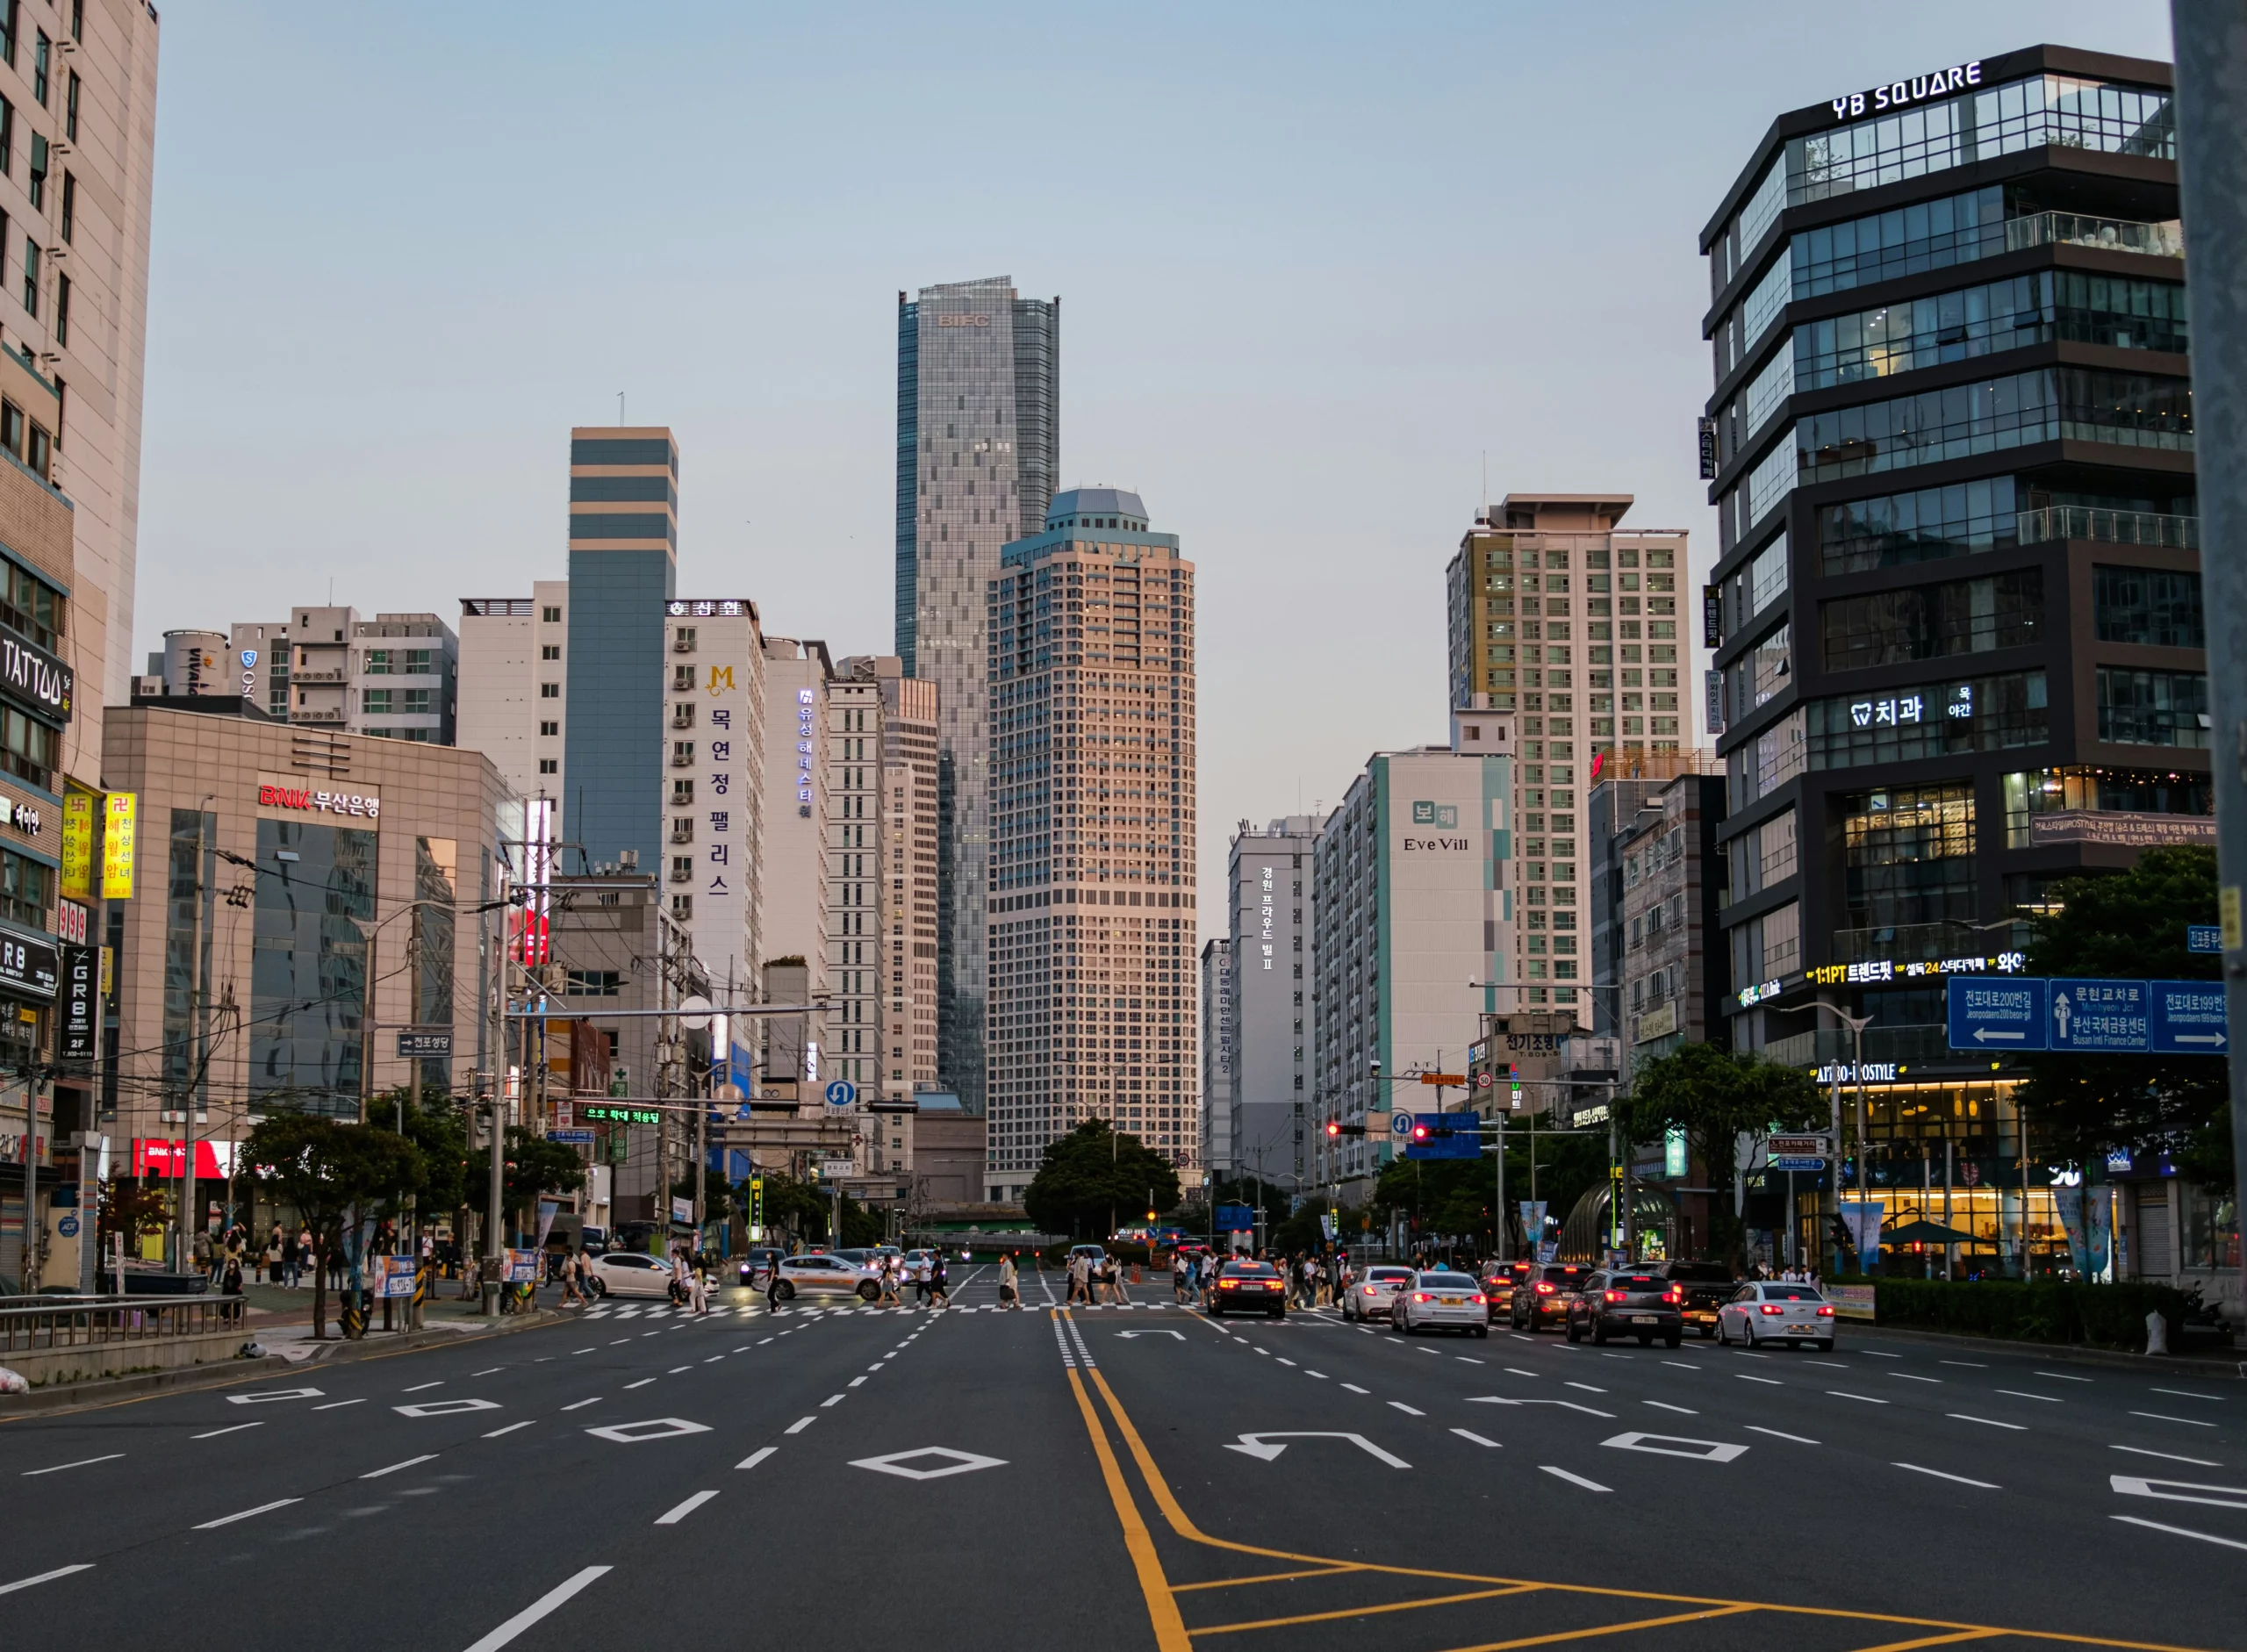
136 1 2176 937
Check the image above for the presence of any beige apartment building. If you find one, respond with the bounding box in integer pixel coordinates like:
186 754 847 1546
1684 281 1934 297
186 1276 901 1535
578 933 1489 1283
456 582 571 810
873 657 938 1109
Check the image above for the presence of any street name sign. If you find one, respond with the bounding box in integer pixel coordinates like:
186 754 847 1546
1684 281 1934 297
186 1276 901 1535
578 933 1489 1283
2149 979 2228 1054
2050 979 2149 1052
1946 978 2048 1051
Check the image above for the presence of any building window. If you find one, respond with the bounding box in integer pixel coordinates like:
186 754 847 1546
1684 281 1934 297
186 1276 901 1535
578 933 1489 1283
1841 784 1977 932
362 689 391 715
0 559 62 648
51 270 65 345
63 68 75 140
2093 565 2203 648
25 420 46 479
541 644 560 660
401 688 431 714
539 720 558 736
671 894 693 921
248 817 376 1117
362 649 392 674
32 28 45 104
0 4 14 70
20 237 35 315
402 647 432 672
2096 669 2209 748
539 682 560 699
1803 672 2048 772
1790 185 2006 299
564 969 621 996
0 96 11 176
0 842 44 928
542 606 562 622
1999 766 2213 849
1818 476 2021 576
1820 570 2042 672
537 758 557 775
25 130 42 208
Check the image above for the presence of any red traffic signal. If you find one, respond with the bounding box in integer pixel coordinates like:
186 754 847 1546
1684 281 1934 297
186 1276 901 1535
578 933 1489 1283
1411 1123 1430 1141
1325 1120 1340 1138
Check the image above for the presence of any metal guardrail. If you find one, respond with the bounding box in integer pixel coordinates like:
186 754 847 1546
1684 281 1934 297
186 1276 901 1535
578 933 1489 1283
0 1295 248 1357
2018 506 2198 549
2005 210 2184 260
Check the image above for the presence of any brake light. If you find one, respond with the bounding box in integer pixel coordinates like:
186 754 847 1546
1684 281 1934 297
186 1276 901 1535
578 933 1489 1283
1470 1294 1485 1304
1536 1282 1555 1295
1663 1289 1682 1304
1759 1304 1784 1315
1218 1279 1238 1289
1413 1292 1431 1303
1604 1289 1624 1303
1817 1304 1834 1317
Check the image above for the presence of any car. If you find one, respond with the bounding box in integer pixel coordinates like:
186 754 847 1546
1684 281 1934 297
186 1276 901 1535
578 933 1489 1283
585 1251 674 1299
1389 1270 1490 1337
1478 1259 1533 1321
1638 1259 1739 1338
1717 1282 1836 1350
900 1248 937 1278
1067 1244 1109 1274
1510 1262 1591 1331
831 1248 878 1269
1208 1260 1286 1318
1565 1268 1685 1347
770 1253 881 1303
1341 1264 1415 1321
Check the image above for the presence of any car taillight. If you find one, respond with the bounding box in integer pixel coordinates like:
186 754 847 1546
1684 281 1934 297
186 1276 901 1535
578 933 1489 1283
1470 1294 1486 1304
1817 1304 1834 1316
1536 1282 1554 1295
1604 1289 1624 1303
1413 1292 1431 1303
1759 1304 1784 1315
1663 1289 1682 1304
1218 1280 1238 1289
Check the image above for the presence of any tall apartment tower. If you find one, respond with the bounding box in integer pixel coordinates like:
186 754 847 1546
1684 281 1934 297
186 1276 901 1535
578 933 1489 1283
1702 47 2196 1272
1199 937 1234 1175
870 656 940 1106
759 637 835 1085
33 2 159 711
1445 496 1690 1009
985 488 1196 1201
896 277 1059 1113
827 662 883 1094
663 599 765 999
1225 817 1319 1184
456 581 571 810
564 427 678 873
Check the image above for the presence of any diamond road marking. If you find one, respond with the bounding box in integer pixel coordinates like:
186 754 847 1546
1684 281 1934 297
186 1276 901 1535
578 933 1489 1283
584 1417 713 1445
1601 1431 1748 1463
393 1398 500 1419
226 1388 323 1406
849 1447 1008 1482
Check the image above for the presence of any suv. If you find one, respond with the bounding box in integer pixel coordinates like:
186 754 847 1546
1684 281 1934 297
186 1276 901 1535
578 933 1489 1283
1510 1262 1590 1332
1478 1259 1533 1321
1642 1259 1737 1339
1566 1268 1684 1347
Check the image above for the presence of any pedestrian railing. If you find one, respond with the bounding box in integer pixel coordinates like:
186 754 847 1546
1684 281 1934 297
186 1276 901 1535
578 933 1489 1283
0 1295 248 1357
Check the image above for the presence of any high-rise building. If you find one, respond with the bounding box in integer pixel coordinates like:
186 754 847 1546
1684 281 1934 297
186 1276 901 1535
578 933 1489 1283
1445 496 1690 1010
984 488 1196 1201
1311 708 1518 1193
827 660 882 1095
1613 773 1727 1078
1225 816 1319 1185
662 599 765 1000
1702 46 2195 1275
457 582 571 810
1199 937 1234 1175
896 277 1059 1112
220 608 456 743
870 656 939 1109
564 427 678 873
758 636 835 1086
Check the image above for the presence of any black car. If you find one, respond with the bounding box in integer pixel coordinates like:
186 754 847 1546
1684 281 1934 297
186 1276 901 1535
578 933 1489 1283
1509 1262 1590 1332
1565 1268 1684 1347
1640 1259 1737 1339
1478 1259 1533 1322
1209 1260 1286 1318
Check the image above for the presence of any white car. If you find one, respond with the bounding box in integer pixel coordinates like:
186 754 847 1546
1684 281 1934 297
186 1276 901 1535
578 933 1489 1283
1717 1282 1836 1350
586 1252 675 1299
1389 1270 1490 1337
771 1253 880 1304
1341 1265 1415 1321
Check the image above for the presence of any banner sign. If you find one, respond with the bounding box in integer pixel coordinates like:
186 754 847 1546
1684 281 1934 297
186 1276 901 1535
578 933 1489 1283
1838 1201 1884 1264
101 793 136 900
502 1248 540 1284
60 791 93 900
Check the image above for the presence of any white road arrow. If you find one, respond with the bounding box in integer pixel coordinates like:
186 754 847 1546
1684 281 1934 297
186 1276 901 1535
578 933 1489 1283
1223 1432 1410 1469
1115 1330 1188 1340
1972 1027 2025 1042
1467 1396 1618 1419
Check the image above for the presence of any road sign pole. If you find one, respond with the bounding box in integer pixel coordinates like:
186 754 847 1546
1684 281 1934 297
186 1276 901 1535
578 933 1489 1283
2172 3 2247 1318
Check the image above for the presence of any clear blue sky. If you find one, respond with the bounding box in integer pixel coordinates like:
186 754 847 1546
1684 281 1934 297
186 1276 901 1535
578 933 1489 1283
138 1 2174 924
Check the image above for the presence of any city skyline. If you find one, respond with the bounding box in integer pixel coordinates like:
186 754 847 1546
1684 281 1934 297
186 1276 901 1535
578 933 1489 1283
135 4 2178 932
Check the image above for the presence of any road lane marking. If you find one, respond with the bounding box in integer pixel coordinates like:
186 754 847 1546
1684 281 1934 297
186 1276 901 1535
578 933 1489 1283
1387 1402 1425 1416
1341 1383 1369 1394
1644 1402 1697 1416
561 1398 600 1411
402 1382 443 1393
1277 1359 1297 1367
1564 1383 1606 1394
2112 1514 2247 1552
483 1422 534 1439
704 1356 723 1364
2150 1388 2223 1402
1894 1462 1997 1489
194 1498 301 1529
1504 1368 1539 1378
1735 1375 1781 1386
821 1393 846 1407
312 1400 364 1411
667 1366 690 1375
1940 1361 1988 1368
191 1422 262 1439
1803 1361 1849 1370
1451 1429 1503 1448
1994 1390 2060 1403
2112 1444 2221 1468
460 1565 612 1652
1661 1362 1700 1371
1305 1371 1328 1379
1746 1426 1820 1445
473 1368 502 1377
362 1454 438 1479
1539 1466 1610 1492
226 1387 323 1405
757 1338 773 1346
786 1417 815 1433
1949 1414 2025 1431
736 1447 776 1471
1888 1373 1942 1383
623 1379 656 1390
573 1348 594 1355
2131 1411 2216 1427
1861 1351 1899 1359
1458 1356 1484 1364
849 1376 869 1388
0 1565 93 1596
2035 1371 2093 1383
1828 1391 1889 1404
22 1454 124 1476
653 1490 719 1526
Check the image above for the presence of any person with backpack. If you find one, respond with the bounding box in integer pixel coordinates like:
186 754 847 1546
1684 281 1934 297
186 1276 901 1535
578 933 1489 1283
998 1251 1020 1309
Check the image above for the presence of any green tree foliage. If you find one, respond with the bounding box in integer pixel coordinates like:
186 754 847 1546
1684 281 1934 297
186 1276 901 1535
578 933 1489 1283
2014 846 2229 1189
671 1166 740 1225
503 1126 588 1232
1023 1120 1181 1239
1621 1043 1825 1264
244 1111 424 1339
366 1087 473 1217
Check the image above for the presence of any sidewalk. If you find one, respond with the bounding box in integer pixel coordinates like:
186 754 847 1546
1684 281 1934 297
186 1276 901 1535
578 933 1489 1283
237 1278 569 1361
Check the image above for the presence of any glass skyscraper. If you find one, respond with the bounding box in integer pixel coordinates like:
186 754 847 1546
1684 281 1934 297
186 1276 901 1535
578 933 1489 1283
896 277 1059 1111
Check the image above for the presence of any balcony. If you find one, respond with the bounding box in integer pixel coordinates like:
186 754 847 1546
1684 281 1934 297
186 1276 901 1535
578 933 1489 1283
291 667 347 684
1762 1024 1952 1071
670 824 695 845
672 635 698 655
671 706 694 730
670 866 693 885
2018 506 2197 550
2005 210 2183 260
671 748 695 768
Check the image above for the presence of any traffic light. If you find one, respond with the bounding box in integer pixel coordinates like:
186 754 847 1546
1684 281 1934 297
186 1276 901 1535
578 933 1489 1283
1411 1122 1431 1142
1827 1215 1852 1252
1325 1121 1366 1138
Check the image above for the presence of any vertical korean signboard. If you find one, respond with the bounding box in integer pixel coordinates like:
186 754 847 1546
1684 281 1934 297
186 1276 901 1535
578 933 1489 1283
101 793 136 900
60 790 94 901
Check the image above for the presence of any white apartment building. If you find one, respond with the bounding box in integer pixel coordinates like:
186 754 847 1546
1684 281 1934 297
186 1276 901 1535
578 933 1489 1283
664 600 765 1001
1226 816 1318 1186
760 637 834 1088
1311 709 1519 1190
457 582 570 810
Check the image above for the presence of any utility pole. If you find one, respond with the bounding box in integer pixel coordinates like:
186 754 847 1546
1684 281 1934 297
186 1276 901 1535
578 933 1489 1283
2171 6 2247 1306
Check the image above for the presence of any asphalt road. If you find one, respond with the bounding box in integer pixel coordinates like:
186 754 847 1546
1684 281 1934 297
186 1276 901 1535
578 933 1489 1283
2 1268 2241 1651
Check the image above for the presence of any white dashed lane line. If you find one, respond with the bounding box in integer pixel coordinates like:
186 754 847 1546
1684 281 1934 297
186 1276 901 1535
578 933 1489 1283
193 1498 300 1530
1948 1414 2024 1431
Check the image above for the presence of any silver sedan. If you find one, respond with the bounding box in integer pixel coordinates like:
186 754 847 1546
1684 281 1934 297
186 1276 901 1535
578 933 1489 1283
1342 1265 1415 1321
1389 1271 1490 1337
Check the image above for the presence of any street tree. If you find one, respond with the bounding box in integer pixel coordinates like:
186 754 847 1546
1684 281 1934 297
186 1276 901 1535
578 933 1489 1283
2014 845 2229 1188
502 1126 587 1246
244 1112 425 1339
1620 1043 1824 1265
1023 1120 1181 1240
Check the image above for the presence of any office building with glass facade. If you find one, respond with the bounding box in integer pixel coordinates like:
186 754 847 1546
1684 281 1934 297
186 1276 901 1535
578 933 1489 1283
564 427 678 874
1702 45 2209 1279
896 278 1059 1113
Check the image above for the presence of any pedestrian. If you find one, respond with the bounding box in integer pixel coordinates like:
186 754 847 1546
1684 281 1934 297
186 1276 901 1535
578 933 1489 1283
1066 1253 1087 1306
765 1253 786 1311
670 1248 692 1307
914 1253 931 1308
1173 1251 1190 1304
561 1249 585 1307
688 1254 710 1316
998 1250 1020 1310
930 1250 950 1309
879 1255 901 1307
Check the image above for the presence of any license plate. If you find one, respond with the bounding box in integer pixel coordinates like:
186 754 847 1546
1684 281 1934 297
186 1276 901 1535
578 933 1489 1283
1631 1314 1657 1324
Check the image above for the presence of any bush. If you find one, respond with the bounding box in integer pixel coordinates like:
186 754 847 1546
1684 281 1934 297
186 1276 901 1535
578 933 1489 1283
1873 1278 2193 1349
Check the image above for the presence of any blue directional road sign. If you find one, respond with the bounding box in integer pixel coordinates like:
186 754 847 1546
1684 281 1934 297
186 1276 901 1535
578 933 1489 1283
2187 924 2223 955
2150 980 2229 1055
2050 979 2148 1052
1404 1112 1481 1160
546 1129 595 1146
1769 1156 1827 1173
824 1080 858 1108
1946 977 2048 1052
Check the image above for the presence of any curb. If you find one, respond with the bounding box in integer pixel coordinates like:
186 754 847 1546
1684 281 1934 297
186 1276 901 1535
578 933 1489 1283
1858 1321 2247 1378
